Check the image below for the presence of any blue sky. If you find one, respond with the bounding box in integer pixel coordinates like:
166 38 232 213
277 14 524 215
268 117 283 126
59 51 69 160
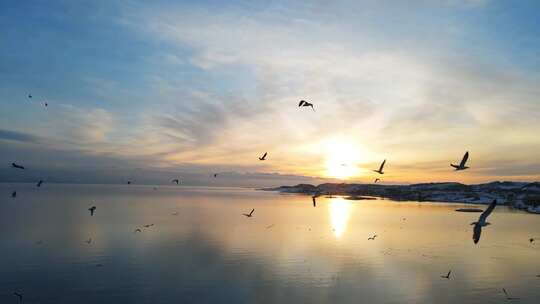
1 0 539 185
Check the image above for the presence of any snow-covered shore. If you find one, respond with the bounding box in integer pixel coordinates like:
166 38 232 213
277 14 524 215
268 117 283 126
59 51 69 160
262 181 540 213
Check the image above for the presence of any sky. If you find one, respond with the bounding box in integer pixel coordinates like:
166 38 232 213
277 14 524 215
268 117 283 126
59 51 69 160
1 0 539 186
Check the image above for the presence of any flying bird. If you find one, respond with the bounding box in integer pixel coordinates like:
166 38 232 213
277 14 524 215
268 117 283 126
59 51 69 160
266 224 275 229
28 94 32 99
298 100 315 111
36 180 43 187
144 224 154 228
11 191 16 198
259 152 267 161
440 270 452 279
172 179 180 184
214 173 218 178
502 288 520 300
11 163 25 169
44 102 48 107
127 180 131 185
88 206 96 216
242 208 255 218
373 159 386 174
530 238 535 243
374 178 380 183
471 199 497 244
13 291 23 303
86 238 92 244
451 151 470 171
368 234 377 240
134 228 142 233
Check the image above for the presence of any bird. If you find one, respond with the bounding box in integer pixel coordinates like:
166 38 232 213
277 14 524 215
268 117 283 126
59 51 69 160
13 291 23 303
502 288 520 300
368 234 377 240
312 195 317 207
44 102 48 107
36 180 43 187
134 228 142 233
86 238 92 244
172 179 179 184
373 159 386 174
266 224 275 229
144 224 154 228
440 270 451 279
127 180 131 185
11 162 25 169
214 173 218 178
298 100 315 111
451 151 470 171
11 191 17 198
471 199 497 244
259 152 267 161
88 206 96 216
242 208 255 217
529 238 535 243
374 178 380 183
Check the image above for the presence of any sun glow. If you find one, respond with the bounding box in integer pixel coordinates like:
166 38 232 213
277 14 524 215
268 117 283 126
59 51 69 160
323 138 363 179
329 198 352 238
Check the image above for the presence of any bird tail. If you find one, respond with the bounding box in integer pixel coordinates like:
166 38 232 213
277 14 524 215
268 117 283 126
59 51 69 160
450 164 459 169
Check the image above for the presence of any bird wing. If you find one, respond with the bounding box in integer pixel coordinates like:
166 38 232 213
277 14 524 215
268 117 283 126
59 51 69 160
460 151 469 167
478 199 497 223
447 270 451 277
299 100 305 107
262 152 267 159
249 208 254 216
472 223 482 244
379 159 386 172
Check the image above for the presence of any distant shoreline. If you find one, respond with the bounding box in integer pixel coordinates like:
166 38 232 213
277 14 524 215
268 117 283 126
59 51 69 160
262 181 540 214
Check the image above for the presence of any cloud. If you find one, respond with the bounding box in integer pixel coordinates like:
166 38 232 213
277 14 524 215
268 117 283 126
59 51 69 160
0 129 39 143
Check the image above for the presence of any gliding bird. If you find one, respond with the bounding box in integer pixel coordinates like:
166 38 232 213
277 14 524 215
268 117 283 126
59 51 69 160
11 163 25 170
373 159 386 175
298 100 315 111
242 209 255 218
440 270 451 279
471 199 497 244
451 151 470 171
259 152 267 161
88 206 96 216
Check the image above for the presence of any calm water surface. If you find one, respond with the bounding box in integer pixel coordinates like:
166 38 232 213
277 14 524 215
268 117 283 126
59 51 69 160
1 184 539 303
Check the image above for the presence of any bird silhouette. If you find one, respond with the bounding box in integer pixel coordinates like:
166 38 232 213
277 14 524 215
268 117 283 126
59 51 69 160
36 180 43 187
502 288 520 300
259 152 267 161
298 100 315 111
373 159 386 174
242 208 255 217
472 199 497 244
451 151 470 171
440 270 451 279
11 163 25 170
172 179 180 184
28 94 32 99
11 191 17 198
530 238 535 243
127 180 131 185
13 291 23 303
214 173 218 178
374 178 380 183
134 228 142 233
144 224 154 228
368 234 377 240
88 206 96 216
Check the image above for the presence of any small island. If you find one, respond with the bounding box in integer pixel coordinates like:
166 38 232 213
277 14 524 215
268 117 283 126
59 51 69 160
262 181 540 214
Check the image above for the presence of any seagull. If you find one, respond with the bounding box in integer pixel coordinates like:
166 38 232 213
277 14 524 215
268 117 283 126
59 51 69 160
88 206 96 216
13 291 23 303
214 173 218 178
144 224 154 228
373 159 386 174
471 199 497 244
374 178 380 183
298 100 315 111
36 180 43 187
440 270 452 279
502 288 520 300
28 94 32 99
11 191 17 198
242 208 255 218
11 163 25 170
368 234 377 240
451 151 470 171
127 180 131 185
134 228 142 233
172 179 179 184
266 224 275 229
259 152 267 161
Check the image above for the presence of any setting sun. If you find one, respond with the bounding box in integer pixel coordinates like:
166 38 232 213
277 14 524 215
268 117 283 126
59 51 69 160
323 138 363 179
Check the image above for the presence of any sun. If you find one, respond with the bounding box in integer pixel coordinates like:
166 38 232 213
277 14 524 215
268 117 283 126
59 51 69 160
323 138 362 179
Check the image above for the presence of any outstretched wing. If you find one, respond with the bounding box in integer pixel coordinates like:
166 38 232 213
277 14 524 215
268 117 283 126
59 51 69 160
472 223 482 244
478 199 497 223
299 100 305 107
261 152 267 159
249 208 255 216
460 151 469 167
379 159 386 172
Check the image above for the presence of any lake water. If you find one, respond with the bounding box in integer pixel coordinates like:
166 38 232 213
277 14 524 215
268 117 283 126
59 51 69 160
1 183 539 303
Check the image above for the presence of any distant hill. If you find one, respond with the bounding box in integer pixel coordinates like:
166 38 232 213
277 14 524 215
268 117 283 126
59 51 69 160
263 181 540 214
